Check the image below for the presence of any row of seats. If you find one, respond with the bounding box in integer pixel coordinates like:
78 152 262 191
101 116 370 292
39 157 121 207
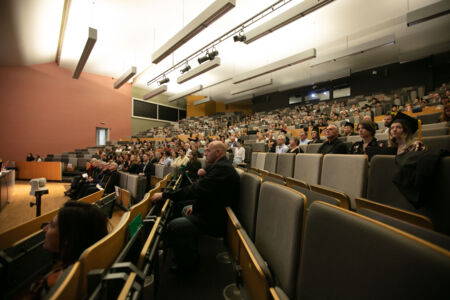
45 173 175 300
226 171 450 299
249 153 450 235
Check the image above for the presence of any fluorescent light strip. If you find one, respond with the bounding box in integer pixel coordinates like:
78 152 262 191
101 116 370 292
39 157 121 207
194 97 211 106
143 85 167 100
244 0 334 44
151 0 235 64
231 78 272 95
73 27 97 79
309 34 396 68
407 1 450 27
168 85 203 102
232 48 316 84
177 57 221 84
114 66 137 89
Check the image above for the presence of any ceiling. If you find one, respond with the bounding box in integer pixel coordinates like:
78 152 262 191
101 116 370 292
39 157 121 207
1 0 449 104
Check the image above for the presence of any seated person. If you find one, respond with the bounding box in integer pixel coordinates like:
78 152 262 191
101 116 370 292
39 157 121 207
150 141 240 272
128 155 140 174
232 139 245 165
389 112 426 155
317 125 348 154
26 153 35 161
186 151 202 181
139 154 154 191
20 201 108 299
172 149 190 167
77 162 120 198
341 122 355 136
299 131 310 145
383 112 393 133
350 120 385 157
308 127 322 144
65 158 98 197
288 137 303 154
275 135 289 153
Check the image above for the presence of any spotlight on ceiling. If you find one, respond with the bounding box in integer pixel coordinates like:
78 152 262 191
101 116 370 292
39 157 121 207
158 76 170 85
180 63 191 74
208 49 219 60
233 32 246 42
198 53 210 64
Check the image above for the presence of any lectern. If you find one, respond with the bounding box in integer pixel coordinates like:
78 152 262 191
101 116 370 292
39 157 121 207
29 178 48 217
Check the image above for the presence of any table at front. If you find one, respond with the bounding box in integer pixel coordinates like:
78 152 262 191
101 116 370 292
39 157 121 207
15 162 62 181
0 170 15 211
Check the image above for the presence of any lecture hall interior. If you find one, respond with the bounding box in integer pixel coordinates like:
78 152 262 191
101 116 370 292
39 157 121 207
0 0 449 299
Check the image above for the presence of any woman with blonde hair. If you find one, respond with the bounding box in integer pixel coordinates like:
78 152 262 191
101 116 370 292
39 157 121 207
388 112 426 155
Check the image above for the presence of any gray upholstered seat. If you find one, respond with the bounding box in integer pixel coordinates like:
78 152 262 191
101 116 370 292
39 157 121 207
374 132 389 141
262 172 285 186
264 153 277 173
422 135 450 151
154 164 166 179
253 182 305 299
418 127 449 137
251 152 258 169
276 153 295 177
320 154 368 209
306 143 322 153
237 172 262 240
422 122 447 130
346 135 362 143
417 112 441 124
252 143 267 152
255 153 267 170
297 201 450 299
293 153 322 185
288 183 340 208
118 171 128 190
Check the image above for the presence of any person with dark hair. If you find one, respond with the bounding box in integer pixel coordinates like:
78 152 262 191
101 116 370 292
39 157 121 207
350 120 385 156
128 155 140 174
186 151 202 181
308 127 322 144
23 201 108 298
341 122 355 137
288 137 303 154
26 153 35 161
232 139 245 165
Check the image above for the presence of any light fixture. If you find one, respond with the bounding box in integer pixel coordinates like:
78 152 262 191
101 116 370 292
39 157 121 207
208 49 219 60
194 97 212 106
168 85 203 102
73 27 97 79
151 0 236 64
180 63 191 74
232 48 316 84
309 34 396 68
113 66 137 89
407 1 450 27
244 0 334 44
198 53 210 64
230 78 272 95
233 31 246 42
143 85 168 100
158 76 170 85
178 57 221 84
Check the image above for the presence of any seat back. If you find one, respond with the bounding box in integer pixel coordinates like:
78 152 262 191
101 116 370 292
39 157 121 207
320 154 368 209
297 202 450 299
427 156 450 235
237 173 262 240
252 143 267 152
367 155 415 211
422 135 450 152
46 262 81 300
78 212 131 298
255 182 306 299
346 135 362 143
118 171 128 190
287 181 341 208
375 132 389 141
293 153 323 185
262 172 285 186
306 143 322 153
420 127 449 137
263 153 278 173
417 112 441 124
276 153 295 177
255 153 267 170
154 164 166 179
251 152 258 168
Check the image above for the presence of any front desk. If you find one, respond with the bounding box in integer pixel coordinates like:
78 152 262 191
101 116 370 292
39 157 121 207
0 170 15 210
15 162 62 181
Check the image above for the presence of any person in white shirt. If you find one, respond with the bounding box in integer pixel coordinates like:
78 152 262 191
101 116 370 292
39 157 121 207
299 131 310 145
172 149 190 167
275 135 289 153
233 139 246 165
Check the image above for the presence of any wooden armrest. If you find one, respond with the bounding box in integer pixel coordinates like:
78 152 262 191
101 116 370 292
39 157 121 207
310 184 350 210
137 217 161 269
117 272 137 300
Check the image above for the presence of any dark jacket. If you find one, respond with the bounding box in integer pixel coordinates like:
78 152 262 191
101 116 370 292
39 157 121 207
163 156 240 235
317 138 348 154
350 138 386 155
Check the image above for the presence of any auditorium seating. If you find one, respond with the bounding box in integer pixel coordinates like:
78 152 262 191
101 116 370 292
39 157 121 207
238 182 305 300
276 153 295 177
290 201 450 299
263 153 277 173
422 135 450 151
46 262 81 300
293 153 322 185
319 154 368 209
305 143 321 153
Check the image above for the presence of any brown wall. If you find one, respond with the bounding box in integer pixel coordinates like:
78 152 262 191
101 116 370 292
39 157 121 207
187 95 252 117
0 63 131 164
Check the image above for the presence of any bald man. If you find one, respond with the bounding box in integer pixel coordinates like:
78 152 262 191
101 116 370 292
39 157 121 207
151 141 240 272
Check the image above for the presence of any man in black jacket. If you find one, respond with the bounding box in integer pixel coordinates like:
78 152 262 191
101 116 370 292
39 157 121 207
317 124 348 154
151 141 240 271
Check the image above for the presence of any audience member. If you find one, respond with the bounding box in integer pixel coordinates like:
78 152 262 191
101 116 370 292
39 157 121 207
26 153 35 161
317 125 348 154
350 120 385 156
389 112 426 155
275 135 289 153
299 131 310 144
232 139 245 165
288 137 303 154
